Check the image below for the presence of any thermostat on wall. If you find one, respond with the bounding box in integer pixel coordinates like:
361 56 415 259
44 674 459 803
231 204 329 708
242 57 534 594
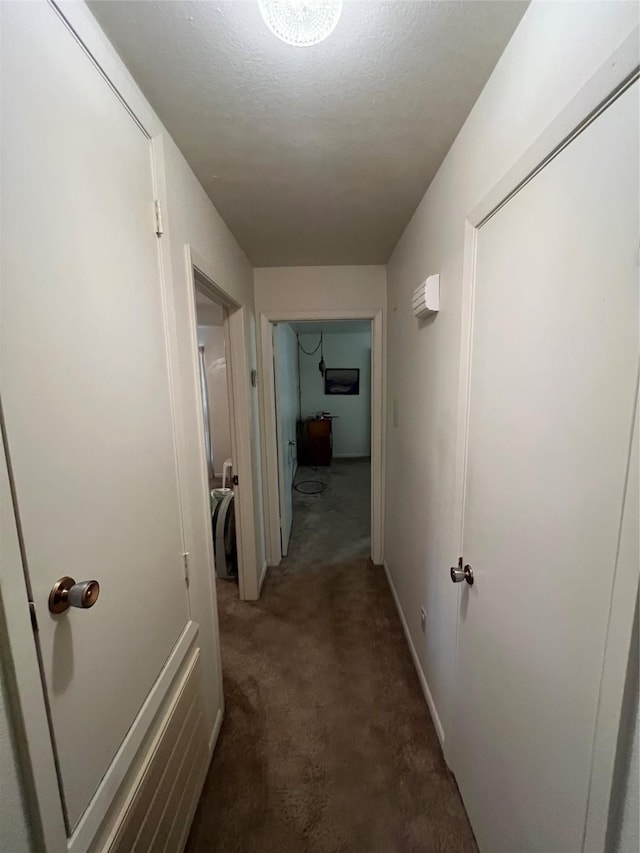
412 274 439 318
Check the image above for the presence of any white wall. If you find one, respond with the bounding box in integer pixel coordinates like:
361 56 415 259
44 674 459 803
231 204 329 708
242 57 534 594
197 325 232 476
299 330 372 457
254 265 386 316
384 0 639 759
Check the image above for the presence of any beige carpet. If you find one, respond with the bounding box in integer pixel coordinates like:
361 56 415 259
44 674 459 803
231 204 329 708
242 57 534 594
186 462 477 852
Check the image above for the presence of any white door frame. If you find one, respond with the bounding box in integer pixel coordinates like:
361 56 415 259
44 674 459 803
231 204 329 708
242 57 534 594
186 246 260 601
258 309 385 568
450 30 639 853
271 324 294 556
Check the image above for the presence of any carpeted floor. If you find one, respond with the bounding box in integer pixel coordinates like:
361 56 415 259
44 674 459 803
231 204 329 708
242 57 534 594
284 459 372 570
186 460 477 853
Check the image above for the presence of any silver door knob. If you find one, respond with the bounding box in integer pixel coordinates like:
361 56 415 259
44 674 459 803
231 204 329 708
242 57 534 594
450 559 474 586
49 576 100 614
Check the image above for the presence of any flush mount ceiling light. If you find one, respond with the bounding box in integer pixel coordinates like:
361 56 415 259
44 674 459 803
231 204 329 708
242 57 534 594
258 0 343 47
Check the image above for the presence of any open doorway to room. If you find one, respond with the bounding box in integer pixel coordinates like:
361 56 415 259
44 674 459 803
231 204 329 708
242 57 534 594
187 260 261 602
264 314 383 570
194 282 238 584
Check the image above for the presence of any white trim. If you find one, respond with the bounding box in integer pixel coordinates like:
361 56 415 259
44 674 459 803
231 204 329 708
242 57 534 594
223 309 245 600
259 560 269 593
371 310 385 564
227 306 260 600
383 562 445 749
258 309 385 567
450 39 640 851
48 1 160 139
272 324 292 556
68 621 198 852
584 384 639 853
208 707 223 756
468 26 639 228
258 314 283 566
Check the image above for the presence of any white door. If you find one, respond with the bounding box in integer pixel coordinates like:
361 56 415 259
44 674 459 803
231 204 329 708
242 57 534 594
452 82 639 853
1 2 190 837
273 324 298 556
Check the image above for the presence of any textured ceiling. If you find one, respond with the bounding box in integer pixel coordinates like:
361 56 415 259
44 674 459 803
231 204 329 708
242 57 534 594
89 1 527 266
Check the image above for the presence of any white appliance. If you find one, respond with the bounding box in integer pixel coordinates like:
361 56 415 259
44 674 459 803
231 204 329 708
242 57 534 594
211 489 237 579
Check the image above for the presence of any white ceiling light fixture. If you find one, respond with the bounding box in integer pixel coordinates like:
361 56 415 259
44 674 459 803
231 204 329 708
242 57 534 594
258 0 343 47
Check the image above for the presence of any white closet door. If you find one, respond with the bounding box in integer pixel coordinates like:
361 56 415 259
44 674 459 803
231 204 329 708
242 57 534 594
1 2 190 834
453 82 639 853
273 324 297 556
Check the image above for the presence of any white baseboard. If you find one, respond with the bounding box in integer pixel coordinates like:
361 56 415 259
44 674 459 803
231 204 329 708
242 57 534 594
258 560 268 593
383 561 445 749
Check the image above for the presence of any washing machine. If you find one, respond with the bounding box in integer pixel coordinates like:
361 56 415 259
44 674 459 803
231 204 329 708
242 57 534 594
211 489 237 579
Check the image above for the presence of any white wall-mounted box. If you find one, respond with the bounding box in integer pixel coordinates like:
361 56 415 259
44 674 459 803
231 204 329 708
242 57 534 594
412 274 440 318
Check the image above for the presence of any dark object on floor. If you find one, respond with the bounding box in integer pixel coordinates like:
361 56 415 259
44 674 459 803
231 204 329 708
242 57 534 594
293 478 327 495
186 559 477 851
296 418 308 465
212 491 237 578
303 415 333 466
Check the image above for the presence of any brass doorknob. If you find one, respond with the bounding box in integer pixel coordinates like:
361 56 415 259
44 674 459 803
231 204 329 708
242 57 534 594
49 576 100 614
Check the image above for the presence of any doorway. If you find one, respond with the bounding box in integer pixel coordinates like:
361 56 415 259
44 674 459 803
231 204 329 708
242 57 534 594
259 311 384 568
270 321 371 560
194 282 238 584
187 253 260 601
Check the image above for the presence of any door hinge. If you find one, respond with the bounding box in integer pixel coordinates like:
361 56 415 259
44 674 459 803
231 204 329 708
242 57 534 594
29 600 39 633
183 552 190 587
232 474 239 486
154 199 164 236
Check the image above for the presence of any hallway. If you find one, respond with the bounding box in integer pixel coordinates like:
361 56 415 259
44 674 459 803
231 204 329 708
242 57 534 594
3 5 638 852
186 459 477 852
285 458 372 570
